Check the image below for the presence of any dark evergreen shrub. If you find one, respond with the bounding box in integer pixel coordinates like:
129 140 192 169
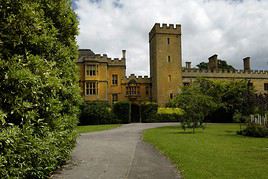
141 102 158 122
112 102 130 124
79 101 113 125
239 124 268 137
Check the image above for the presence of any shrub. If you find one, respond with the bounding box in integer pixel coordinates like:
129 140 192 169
239 123 268 137
112 102 130 124
0 0 81 177
155 107 184 122
141 102 158 122
79 101 114 125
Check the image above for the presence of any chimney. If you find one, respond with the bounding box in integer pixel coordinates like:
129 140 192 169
243 57 251 71
186 62 191 69
208 54 218 70
122 50 126 59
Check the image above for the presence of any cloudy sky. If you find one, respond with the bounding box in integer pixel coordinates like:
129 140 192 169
72 0 268 76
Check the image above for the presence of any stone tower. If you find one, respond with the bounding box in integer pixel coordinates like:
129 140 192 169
149 23 183 106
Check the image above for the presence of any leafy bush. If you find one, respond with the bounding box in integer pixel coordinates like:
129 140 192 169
154 107 184 122
0 0 81 177
140 102 158 122
79 101 114 125
112 102 130 124
239 124 268 137
237 122 268 137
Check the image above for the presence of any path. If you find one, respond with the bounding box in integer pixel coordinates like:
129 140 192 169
52 123 181 179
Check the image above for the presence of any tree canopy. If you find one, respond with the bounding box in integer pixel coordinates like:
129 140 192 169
197 60 236 70
0 0 81 177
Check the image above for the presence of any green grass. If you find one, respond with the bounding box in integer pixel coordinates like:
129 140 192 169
143 124 268 179
76 124 121 133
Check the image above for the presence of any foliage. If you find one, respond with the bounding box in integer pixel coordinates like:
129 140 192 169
112 101 130 124
144 124 268 179
140 102 158 122
195 78 255 122
76 124 121 133
197 60 236 70
239 123 268 137
0 0 81 177
79 102 114 125
170 83 217 132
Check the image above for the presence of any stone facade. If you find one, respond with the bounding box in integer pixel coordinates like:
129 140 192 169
78 23 268 106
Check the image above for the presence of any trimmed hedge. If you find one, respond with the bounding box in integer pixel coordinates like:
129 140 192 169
79 101 115 125
141 102 158 122
112 102 130 124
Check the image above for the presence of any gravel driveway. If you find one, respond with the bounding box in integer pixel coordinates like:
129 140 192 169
52 123 181 179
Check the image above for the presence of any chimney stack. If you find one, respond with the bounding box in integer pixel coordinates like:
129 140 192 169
208 54 218 70
186 61 191 69
122 50 126 59
243 57 251 71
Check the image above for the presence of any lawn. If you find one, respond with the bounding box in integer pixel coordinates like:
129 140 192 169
76 124 121 133
143 123 268 179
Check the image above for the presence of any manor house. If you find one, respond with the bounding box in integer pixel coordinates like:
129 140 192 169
77 23 268 106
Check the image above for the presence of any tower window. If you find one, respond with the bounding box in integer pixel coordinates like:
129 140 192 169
112 94 118 102
167 56 171 62
145 86 149 95
112 74 118 85
168 75 171 82
86 64 98 76
170 93 173 99
264 83 268 91
167 38 170 45
85 81 98 95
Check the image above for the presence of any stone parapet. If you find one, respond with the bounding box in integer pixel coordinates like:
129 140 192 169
122 74 151 84
149 23 181 41
182 68 268 79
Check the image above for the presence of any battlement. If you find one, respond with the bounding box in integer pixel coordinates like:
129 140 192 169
78 50 126 66
123 74 151 83
182 68 268 79
149 23 181 41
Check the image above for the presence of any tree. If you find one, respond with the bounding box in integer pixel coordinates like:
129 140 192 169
0 0 81 177
197 60 236 70
170 84 217 133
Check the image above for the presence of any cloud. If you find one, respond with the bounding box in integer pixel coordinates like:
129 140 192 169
74 0 268 75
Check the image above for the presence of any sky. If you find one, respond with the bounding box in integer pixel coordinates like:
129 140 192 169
72 0 268 76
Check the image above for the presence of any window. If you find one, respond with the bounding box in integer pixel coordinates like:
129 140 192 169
183 82 190 86
170 93 173 99
126 86 136 95
168 75 171 82
167 38 170 45
145 86 149 95
264 83 268 91
112 74 118 85
86 64 98 76
167 56 171 63
126 86 140 95
85 81 98 95
112 94 118 102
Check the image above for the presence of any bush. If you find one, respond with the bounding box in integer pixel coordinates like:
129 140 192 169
154 107 184 123
0 125 76 178
141 102 158 122
0 0 81 177
79 101 114 125
239 124 268 137
112 102 130 124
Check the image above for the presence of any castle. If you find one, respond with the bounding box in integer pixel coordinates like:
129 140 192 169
77 23 268 106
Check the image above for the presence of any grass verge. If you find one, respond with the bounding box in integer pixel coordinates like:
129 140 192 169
143 123 268 179
76 124 121 133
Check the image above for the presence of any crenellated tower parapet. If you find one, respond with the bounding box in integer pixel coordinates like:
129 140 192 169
149 23 181 41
